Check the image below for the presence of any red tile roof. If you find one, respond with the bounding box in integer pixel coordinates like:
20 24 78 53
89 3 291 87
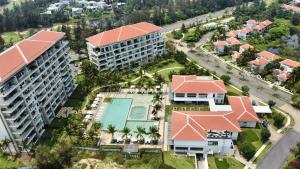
249 58 269 66
247 20 257 25
226 37 241 45
172 75 227 93
0 31 65 83
240 44 254 50
274 69 291 81
261 20 273 27
257 51 281 61
228 96 260 122
231 51 241 59
240 27 254 34
280 59 300 68
171 111 241 141
86 22 161 47
226 30 239 37
281 4 300 13
254 24 266 31
213 41 227 46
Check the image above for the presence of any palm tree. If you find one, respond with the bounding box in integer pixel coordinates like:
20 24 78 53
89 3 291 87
3 138 13 156
107 124 116 139
121 127 131 141
148 126 160 144
135 126 146 142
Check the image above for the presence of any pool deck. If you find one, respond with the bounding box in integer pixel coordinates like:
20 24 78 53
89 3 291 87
95 88 167 148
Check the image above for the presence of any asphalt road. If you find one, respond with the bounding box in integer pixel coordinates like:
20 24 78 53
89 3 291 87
162 7 234 32
257 130 300 169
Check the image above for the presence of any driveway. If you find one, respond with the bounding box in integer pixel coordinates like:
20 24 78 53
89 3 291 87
257 130 300 169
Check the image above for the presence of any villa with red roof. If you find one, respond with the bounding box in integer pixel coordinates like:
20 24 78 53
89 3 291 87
170 75 227 104
0 31 75 152
231 51 241 62
246 20 257 28
281 4 300 13
249 51 281 72
213 41 227 53
273 59 300 82
280 59 300 73
239 44 254 53
86 22 165 71
226 37 241 47
170 96 260 155
238 27 254 40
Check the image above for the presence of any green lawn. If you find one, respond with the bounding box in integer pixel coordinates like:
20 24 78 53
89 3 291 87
0 153 23 169
226 85 243 96
145 59 184 74
203 42 214 51
237 127 263 151
163 151 195 169
208 156 244 169
157 67 184 82
254 142 272 164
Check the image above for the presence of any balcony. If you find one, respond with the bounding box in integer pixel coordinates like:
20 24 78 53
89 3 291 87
207 131 233 139
13 120 31 135
6 106 26 121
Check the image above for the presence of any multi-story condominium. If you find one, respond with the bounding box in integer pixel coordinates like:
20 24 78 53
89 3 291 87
0 31 75 152
86 22 165 71
170 75 227 104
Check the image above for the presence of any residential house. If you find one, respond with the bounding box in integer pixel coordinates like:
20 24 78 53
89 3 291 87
226 30 239 38
273 69 291 83
86 22 164 71
170 75 227 104
238 27 253 40
281 4 300 13
280 59 300 72
226 37 241 48
239 44 253 53
246 20 257 28
249 51 281 72
213 41 227 53
231 51 241 62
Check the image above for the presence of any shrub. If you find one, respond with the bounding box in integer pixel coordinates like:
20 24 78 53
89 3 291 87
240 142 256 160
113 154 125 165
260 128 271 143
221 75 231 84
273 112 285 129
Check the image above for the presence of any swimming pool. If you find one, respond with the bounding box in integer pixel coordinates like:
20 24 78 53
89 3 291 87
128 106 147 120
101 98 132 130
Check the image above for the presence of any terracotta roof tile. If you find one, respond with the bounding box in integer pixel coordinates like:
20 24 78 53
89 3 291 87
86 22 161 47
226 30 239 37
231 51 241 59
257 51 281 61
247 20 257 24
226 37 241 45
249 58 269 65
213 41 227 46
0 31 65 83
240 44 254 50
228 96 259 122
280 59 300 68
172 75 227 93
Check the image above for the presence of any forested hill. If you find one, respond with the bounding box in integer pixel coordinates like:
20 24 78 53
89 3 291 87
0 0 253 33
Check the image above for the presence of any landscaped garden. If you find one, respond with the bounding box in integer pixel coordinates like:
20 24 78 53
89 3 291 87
0 153 23 169
163 151 195 169
208 155 245 169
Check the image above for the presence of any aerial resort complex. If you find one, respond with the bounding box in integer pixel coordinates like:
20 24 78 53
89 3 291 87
1 0 299 168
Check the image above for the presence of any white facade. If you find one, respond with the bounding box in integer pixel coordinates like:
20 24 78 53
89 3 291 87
173 131 238 156
238 32 248 40
0 40 75 152
87 31 164 71
173 92 225 104
281 63 295 73
214 45 225 53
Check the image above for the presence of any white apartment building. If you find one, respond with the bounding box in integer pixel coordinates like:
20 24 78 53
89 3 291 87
86 22 165 71
0 31 75 152
170 75 227 104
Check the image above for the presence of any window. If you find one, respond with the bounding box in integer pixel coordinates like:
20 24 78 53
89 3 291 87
175 147 188 150
175 93 185 97
190 147 203 151
187 93 196 97
198 93 208 98
208 141 218 146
